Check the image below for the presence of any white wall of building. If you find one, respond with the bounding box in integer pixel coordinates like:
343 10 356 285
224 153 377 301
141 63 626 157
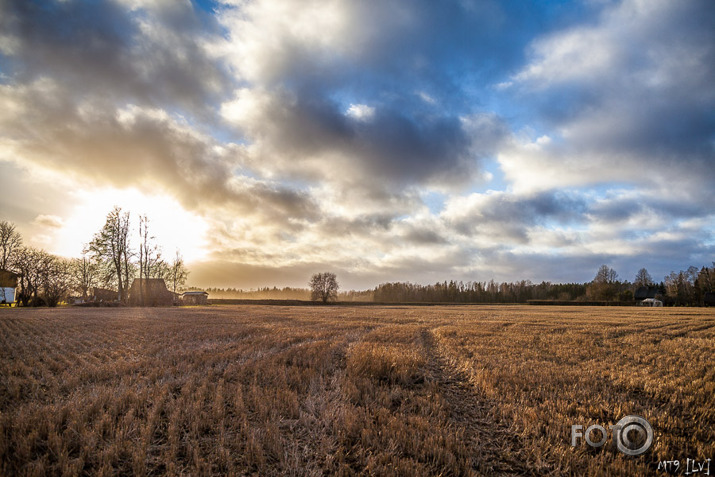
1 287 15 304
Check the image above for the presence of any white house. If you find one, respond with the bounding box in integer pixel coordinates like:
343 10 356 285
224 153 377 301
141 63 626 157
640 297 663 307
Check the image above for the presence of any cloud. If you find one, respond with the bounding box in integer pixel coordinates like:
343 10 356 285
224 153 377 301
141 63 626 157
32 214 64 229
1 0 522 225
503 0 715 194
442 190 587 241
0 0 712 288
213 0 530 195
345 104 375 122
0 79 317 226
221 85 509 194
0 0 229 116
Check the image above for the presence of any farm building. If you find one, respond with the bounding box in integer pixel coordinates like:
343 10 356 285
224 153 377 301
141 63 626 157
639 297 663 307
181 291 209 305
634 286 660 306
89 287 118 302
128 278 174 307
0 269 19 305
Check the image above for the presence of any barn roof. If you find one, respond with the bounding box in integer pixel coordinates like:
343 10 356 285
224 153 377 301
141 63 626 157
128 278 173 306
0 270 19 288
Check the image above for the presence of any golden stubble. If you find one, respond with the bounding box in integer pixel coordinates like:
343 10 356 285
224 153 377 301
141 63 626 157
0 305 712 476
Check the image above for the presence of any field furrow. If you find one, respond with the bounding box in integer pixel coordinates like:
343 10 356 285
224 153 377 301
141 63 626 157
0 305 713 475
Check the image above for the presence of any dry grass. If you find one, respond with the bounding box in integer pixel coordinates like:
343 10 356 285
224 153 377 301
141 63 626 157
0 305 713 475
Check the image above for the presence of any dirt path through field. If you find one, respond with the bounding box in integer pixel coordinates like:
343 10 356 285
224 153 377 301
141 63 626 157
421 328 531 475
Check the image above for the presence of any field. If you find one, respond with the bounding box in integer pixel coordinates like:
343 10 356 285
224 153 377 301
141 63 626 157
1 305 713 476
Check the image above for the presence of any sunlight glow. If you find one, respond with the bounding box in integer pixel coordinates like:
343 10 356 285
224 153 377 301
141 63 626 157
52 188 210 263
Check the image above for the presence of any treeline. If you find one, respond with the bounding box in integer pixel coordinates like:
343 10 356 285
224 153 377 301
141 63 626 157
1 209 189 307
662 266 715 306
192 286 374 302
372 264 715 306
372 280 587 303
196 263 715 307
193 286 311 300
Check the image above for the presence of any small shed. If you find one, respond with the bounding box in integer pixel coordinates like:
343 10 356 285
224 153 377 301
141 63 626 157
634 286 662 307
639 297 663 307
181 291 209 305
0 269 19 305
128 279 174 307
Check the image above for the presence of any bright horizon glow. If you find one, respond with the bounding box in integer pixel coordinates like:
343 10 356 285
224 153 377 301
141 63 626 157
50 188 210 264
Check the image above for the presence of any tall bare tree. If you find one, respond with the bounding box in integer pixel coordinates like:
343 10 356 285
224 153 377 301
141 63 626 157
0 220 22 271
167 250 189 294
88 207 132 303
634 268 654 288
138 214 170 305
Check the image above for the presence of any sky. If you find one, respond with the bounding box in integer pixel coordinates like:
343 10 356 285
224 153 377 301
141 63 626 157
0 0 713 290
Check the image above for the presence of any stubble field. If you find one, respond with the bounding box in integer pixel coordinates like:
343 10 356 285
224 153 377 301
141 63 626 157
0 305 713 476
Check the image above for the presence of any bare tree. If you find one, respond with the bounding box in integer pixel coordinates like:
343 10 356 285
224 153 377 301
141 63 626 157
309 272 339 303
167 250 189 294
0 220 22 271
88 207 132 303
71 253 101 300
42 256 72 307
13 247 42 306
594 265 618 284
138 214 172 305
140 216 168 279
634 268 654 288
12 247 68 306
588 264 619 301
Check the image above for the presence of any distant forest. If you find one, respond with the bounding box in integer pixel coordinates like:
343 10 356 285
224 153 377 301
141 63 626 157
191 263 715 307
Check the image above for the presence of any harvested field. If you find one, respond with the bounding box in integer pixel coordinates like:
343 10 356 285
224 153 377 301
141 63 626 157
0 305 713 476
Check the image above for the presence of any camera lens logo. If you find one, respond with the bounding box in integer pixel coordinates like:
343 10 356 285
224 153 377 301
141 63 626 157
571 415 653 456
614 415 653 456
